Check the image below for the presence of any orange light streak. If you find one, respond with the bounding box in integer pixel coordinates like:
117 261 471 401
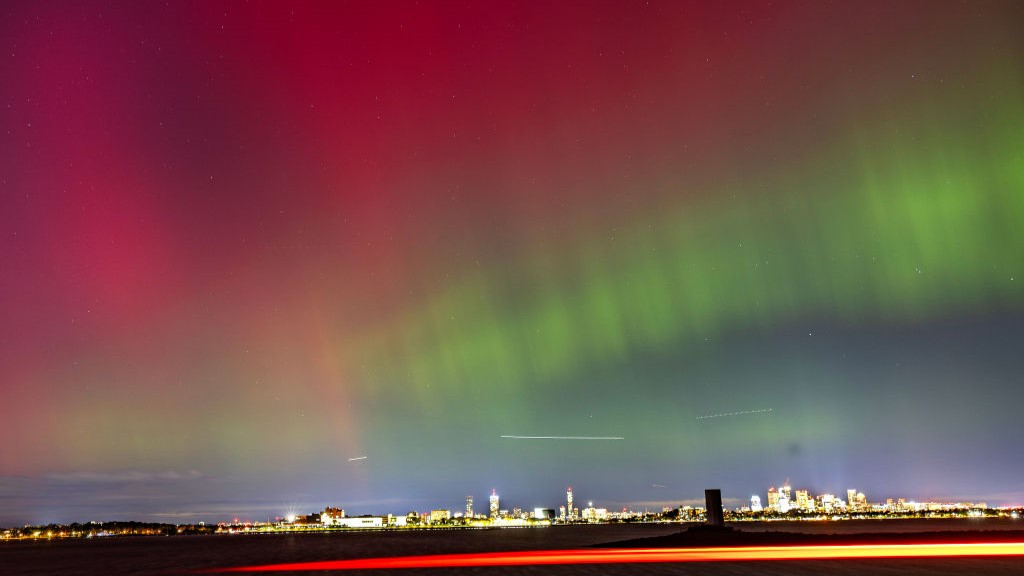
214 542 1024 572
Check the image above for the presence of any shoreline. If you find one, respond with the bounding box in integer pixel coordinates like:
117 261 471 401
6 517 1024 543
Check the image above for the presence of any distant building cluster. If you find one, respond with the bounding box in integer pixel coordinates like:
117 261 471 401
273 480 998 532
276 485 628 531
740 481 988 517
758 482 868 514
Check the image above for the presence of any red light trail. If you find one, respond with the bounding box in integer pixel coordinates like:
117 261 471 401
213 542 1024 572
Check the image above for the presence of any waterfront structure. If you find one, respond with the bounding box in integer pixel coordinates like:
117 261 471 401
429 510 451 524
750 495 762 512
321 507 346 525
581 505 608 522
767 487 780 511
567 486 574 520
465 495 473 518
533 508 555 520
326 516 383 528
489 489 500 519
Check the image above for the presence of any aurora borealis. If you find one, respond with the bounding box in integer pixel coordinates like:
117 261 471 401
1 1 1023 524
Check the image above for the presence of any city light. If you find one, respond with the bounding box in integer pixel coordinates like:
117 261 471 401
5 477 1019 541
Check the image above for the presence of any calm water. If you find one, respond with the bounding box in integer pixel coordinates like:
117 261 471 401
4 520 1024 576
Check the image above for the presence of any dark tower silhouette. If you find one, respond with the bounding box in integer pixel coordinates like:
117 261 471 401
705 489 724 526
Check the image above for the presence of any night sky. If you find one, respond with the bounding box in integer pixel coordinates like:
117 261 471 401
2 1 1023 526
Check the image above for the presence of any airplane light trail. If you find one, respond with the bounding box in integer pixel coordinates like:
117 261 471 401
500 435 624 440
696 408 774 420
213 542 1024 572
346 456 367 461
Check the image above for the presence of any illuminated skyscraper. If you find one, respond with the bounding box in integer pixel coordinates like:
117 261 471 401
795 490 810 511
489 489 500 518
767 487 780 511
822 493 835 512
847 489 857 511
465 495 474 518
750 495 763 512
567 486 574 520
781 483 792 502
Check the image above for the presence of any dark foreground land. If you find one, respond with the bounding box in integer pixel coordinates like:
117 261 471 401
4 520 1024 576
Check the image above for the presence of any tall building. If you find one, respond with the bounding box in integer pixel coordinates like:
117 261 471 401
750 495 763 512
465 495 474 518
795 490 810 511
767 487 780 511
567 486 574 520
821 493 835 513
781 483 792 502
489 489 500 519
847 489 857 512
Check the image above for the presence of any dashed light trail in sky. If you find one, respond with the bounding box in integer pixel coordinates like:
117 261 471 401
696 408 774 420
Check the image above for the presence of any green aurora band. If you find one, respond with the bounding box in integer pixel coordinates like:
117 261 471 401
348 64 1023 428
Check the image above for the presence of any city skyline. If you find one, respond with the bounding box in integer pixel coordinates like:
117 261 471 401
4 475 1007 531
11 476 1004 528
2 0 1023 527
6 473 1007 532
331 480 1001 520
